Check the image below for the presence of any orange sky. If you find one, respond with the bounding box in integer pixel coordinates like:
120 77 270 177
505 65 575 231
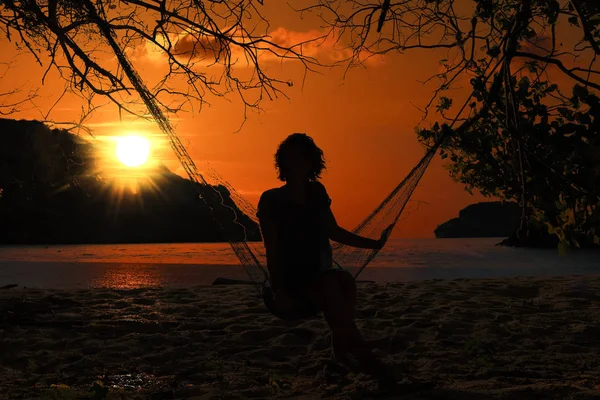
10 1 586 238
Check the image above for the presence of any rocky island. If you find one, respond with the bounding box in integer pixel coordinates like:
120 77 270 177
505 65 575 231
434 202 520 238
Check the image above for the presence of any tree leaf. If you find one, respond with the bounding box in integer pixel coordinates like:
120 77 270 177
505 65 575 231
568 16 580 27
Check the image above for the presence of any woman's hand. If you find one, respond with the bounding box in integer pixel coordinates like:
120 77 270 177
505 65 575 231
376 224 394 250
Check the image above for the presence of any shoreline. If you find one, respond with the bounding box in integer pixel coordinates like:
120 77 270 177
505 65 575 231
2 256 600 291
0 240 265 248
2 275 600 398
0 237 504 247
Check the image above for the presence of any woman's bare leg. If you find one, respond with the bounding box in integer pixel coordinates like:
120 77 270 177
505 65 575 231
328 271 357 358
314 272 387 376
337 271 357 319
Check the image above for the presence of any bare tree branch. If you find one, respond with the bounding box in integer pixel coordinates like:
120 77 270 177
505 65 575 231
514 51 600 90
298 0 598 123
0 60 38 115
570 0 600 55
0 0 326 129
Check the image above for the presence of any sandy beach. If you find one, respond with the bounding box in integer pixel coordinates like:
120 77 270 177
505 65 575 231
2 275 600 399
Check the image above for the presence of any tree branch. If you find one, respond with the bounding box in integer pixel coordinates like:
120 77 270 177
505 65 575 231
514 51 600 90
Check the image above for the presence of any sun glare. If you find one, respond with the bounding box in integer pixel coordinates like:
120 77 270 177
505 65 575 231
116 136 151 167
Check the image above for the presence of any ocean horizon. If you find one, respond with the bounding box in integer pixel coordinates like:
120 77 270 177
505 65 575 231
1 238 598 290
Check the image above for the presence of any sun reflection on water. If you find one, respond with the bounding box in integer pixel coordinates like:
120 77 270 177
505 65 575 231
91 265 166 289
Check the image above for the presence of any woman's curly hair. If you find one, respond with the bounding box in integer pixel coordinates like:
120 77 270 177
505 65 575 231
274 133 326 182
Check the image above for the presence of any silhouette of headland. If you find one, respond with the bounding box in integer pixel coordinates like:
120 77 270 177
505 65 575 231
0 118 261 245
434 202 520 239
435 202 562 248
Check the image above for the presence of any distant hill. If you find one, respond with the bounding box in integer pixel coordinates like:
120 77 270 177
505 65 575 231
0 118 261 244
434 202 520 238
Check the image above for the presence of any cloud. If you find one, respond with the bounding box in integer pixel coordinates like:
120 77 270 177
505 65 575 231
262 27 385 66
132 26 386 68
172 32 222 61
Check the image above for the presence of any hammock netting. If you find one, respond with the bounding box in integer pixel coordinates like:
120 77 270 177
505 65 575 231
90 5 442 291
198 145 437 286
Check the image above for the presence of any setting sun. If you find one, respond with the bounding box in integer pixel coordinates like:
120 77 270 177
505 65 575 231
116 136 151 167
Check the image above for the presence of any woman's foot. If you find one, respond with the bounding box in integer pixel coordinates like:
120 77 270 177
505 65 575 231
330 335 362 371
330 334 346 360
331 329 388 377
351 348 389 377
378 375 436 394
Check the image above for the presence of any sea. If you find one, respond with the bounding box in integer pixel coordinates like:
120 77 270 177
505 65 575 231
0 238 598 290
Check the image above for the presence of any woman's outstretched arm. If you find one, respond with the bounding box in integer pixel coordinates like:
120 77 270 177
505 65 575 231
327 209 385 250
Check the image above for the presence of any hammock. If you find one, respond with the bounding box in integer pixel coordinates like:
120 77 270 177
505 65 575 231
88 4 444 318
195 143 439 320
219 147 438 282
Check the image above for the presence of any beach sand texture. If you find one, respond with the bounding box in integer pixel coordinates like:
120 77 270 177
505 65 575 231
2 275 600 399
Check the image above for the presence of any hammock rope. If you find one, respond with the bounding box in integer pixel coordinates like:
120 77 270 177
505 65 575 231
86 0 485 294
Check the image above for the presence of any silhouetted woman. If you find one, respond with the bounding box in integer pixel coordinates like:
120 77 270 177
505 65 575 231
257 133 391 377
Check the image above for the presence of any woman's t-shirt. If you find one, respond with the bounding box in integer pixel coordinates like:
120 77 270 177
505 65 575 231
257 181 333 293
